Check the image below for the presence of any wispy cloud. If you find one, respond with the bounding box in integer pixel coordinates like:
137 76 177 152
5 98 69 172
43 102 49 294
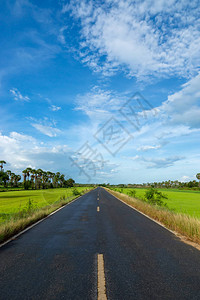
75 86 121 120
29 117 61 137
65 0 200 79
37 94 62 112
58 26 68 45
49 105 61 111
31 123 61 137
10 88 30 101
131 154 184 169
145 156 184 169
137 145 161 151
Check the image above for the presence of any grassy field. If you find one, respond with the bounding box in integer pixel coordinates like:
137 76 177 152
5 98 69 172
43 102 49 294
0 187 92 223
0 187 93 243
114 188 200 218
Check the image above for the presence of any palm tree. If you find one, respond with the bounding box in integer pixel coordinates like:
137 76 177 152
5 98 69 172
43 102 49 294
14 174 21 187
22 169 27 184
6 170 11 186
0 160 6 171
60 174 65 187
30 174 35 189
196 173 200 187
41 171 48 189
0 171 9 188
54 172 61 188
31 169 37 189
10 173 15 187
36 169 43 189
26 167 32 181
48 172 55 188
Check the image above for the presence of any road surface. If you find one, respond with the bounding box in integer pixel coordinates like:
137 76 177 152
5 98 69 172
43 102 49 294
0 187 200 299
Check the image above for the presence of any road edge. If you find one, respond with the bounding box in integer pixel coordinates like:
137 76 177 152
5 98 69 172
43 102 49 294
0 189 95 249
104 188 200 251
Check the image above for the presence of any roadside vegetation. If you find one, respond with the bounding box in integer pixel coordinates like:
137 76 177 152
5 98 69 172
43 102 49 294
110 187 200 218
0 187 93 244
106 187 200 245
0 160 94 244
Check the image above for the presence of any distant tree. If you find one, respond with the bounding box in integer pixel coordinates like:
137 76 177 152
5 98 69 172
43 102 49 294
0 171 9 188
6 170 11 186
0 160 6 171
65 178 75 187
14 175 21 187
196 173 200 187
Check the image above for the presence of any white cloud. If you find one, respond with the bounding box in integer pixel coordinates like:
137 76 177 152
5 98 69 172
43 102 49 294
137 145 161 151
179 175 191 182
66 0 200 79
160 73 200 128
32 123 61 137
74 86 124 124
74 73 200 157
132 155 184 169
130 155 140 160
49 105 61 111
10 88 30 101
0 131 71 173
58 26 68 45
10 132 35 142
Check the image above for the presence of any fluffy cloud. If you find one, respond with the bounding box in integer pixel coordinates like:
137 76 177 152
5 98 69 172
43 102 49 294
160 73 200 128
0 131 71 173
64 0 200 79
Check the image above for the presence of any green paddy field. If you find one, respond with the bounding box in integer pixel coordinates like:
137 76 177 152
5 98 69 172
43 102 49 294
116 188 200 218
0 187 92 223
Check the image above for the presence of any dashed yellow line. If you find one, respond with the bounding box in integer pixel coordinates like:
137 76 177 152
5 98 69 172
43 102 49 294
97 254 107 300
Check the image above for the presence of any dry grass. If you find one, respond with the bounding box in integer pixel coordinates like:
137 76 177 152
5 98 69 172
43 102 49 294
0 189 91 244
106 188 200 245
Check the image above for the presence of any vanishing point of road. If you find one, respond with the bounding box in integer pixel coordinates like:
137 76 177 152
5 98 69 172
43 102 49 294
0 187 200 299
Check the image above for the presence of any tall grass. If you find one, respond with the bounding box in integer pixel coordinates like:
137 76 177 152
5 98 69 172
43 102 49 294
0 188 92 244
106 188 200 245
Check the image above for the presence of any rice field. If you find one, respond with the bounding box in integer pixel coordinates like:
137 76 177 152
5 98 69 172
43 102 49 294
114 188 200 218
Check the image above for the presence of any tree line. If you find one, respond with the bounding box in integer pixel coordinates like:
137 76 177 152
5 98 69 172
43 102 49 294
100 175 200 189
0 160 75 189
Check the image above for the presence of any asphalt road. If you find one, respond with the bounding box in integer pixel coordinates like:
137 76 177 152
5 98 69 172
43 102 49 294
0 187 200 300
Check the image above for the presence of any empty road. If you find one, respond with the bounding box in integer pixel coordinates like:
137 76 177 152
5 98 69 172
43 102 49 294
0 187 200 299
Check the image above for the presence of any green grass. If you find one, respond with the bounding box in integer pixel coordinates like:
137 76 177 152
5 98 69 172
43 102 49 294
0 187 92 223
0 187 94 243
114 188 200 218
0 186 23 192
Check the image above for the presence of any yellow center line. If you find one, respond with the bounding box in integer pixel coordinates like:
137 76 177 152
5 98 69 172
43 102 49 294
97 254 107 300
97 206 100 212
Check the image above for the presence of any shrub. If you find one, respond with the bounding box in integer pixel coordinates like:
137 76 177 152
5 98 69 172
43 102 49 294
128 189 136 198
145 188 168 207
72 188 81 196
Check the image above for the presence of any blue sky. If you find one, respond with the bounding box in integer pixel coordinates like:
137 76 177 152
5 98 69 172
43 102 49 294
0 0 200 184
